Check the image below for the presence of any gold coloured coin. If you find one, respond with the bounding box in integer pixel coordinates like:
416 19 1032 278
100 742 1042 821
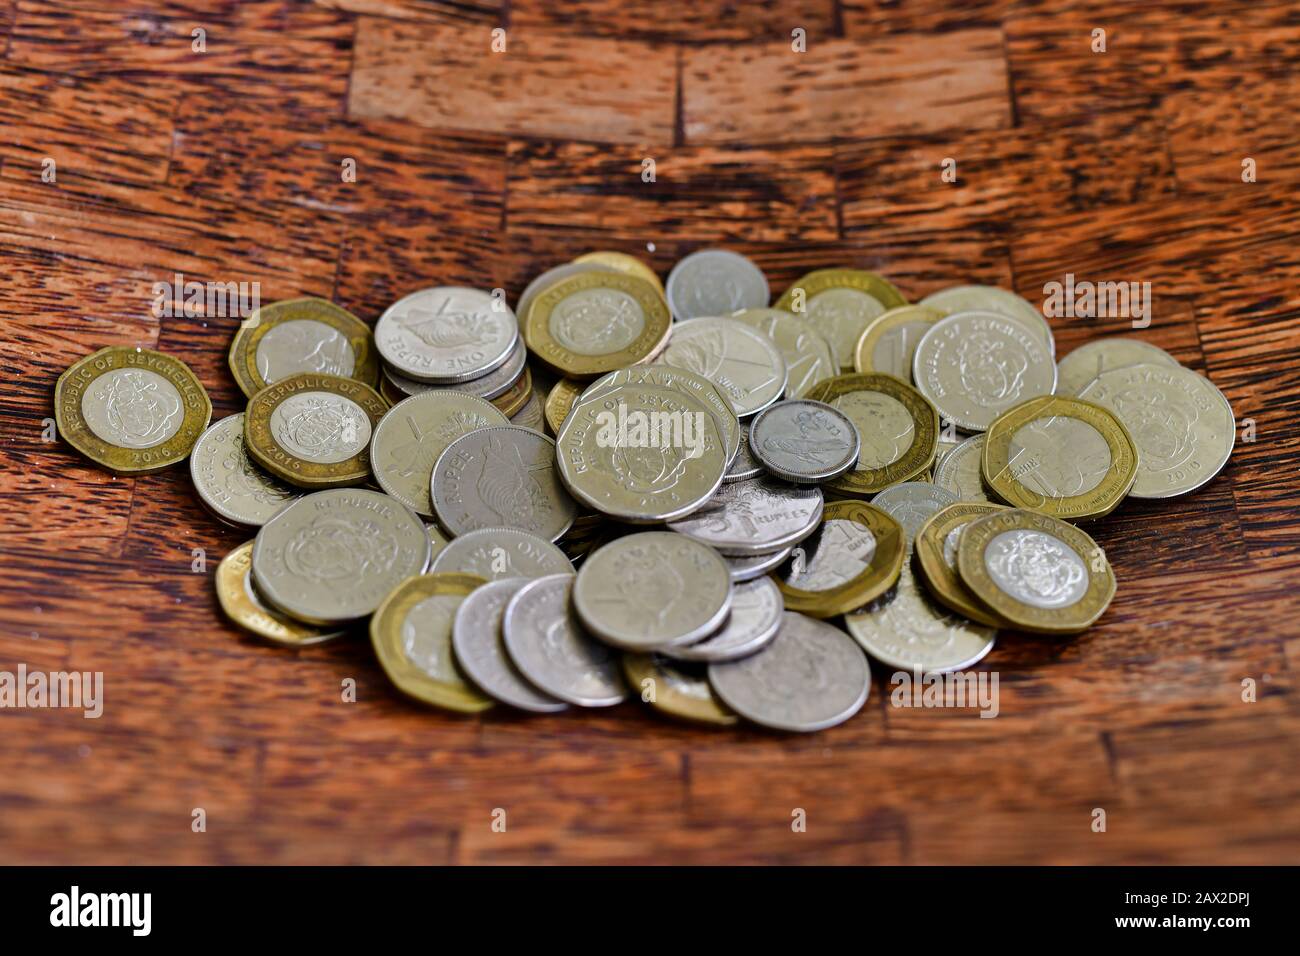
802 373 938 497
370 573 496 714
571 250 666 300
982 395 1138 520
490 365 533 418
853 304 942 382
228 298 377 399
956 508 1116 634
621 653 739 727
914 502 1010 627
774 268 908 370
244 372 388 488
775 501 905 617
544 378 584 434
55 346 212 475
524 271 672 379
216 542 345 646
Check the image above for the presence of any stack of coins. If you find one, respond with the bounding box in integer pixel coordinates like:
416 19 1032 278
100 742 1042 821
52 251 1236 734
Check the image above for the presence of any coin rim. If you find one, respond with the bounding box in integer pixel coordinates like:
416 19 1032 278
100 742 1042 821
852 304 943 380
429 526 574 579
663 576 785 662
667 477 825 557
919 285 1056 355
660 316 788 417
215 541 345 646
189 413 300 528
228 297 378 399
913 502 1011 627
775 501 906 617
621 652 740 725
375 286 520 384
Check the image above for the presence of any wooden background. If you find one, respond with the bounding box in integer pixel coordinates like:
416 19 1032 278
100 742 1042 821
1 0 1298 864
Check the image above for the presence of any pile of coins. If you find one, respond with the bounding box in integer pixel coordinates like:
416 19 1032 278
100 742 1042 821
53 248 1235 733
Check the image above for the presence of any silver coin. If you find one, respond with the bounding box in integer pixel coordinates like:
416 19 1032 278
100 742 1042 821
515 261 618 327
661 316 787 416
662 577 784 663
920 285 1055 355
190 414 299 527
431 425 577 541
382 336 527 401
572 532 732 650
269 390 372 464
251 489 431 624
723 423 764 482
666 249 770 321
871 481 958 551
375 286 519 383
931 433 992 503
1055 337 1180 396
984 528 1091 609
426 522 450 561
730 308 835 398
430 527 574 579
666 477 823 557
452 578 569 713
725 546 793 582
747 399 860 484
708 612 870 732
912 311 1056 432
503 573 628 707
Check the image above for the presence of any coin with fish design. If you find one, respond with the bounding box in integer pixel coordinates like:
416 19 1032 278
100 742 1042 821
229 298 378 398
376 287 519 384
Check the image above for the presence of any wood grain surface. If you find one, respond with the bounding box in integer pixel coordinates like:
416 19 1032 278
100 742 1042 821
1 0 1298 865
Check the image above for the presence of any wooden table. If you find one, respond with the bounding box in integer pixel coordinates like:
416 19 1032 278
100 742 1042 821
1 1 1297 864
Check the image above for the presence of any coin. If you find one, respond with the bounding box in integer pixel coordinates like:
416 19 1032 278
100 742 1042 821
571 250 666 299
666 476 823 556
982 395 1138 519
708 612 870 732
489 365 534 418
913 502 1010 627
228 298 378 398
747 399 860 484
216 541 345 646
431 425 577 540
912 311 1057 432
956 508 1116 634
931 433 993 503
55 346 212 475
845 565 997 674
802 373 938 496
430 527 574 579
370 572 496 713
516 260 618 327
725 547 792 582
503 573 629 707
871 481 959 551
660 316 787 416
776 501 905 617
381 335 528 402
919 284 1055 354
544 378 584 434
723 423 764 482
524 271 671 378
376 286 519 383
1055 337 1180 396
369 391 508 516
252 488 431 624
661 576 783 662
190 414 299 527
509 387 546 432
573 532 732 650
774 268 908 370
852 304 943 382
666 249 769 320
451 578 568 713
244 372 388 488
555 382 727 523
622 654 739 725
427 522 450 561
1076 362 1235 498
730 307 835 398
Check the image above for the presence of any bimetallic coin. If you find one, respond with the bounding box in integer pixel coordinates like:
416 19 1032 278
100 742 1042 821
490 365 534 418
982 395 1138 520
451 578 568 713
376 286 519 384
190 414 299 527
774 268 908 371
555 383 727 523
229 298 377 398
430 527 574 579
370 573 495 713
731 308 835 398
571 250 666 299
622 654 739 726
932 433 993 503
776 501 905 617
725 547 792 583
914 502 1009 627
666 249 769 320
252 489 431 624
544 378 584 435
216 542 345 646
244 373 387 488
913 312 1056 433
509 388 546 432
431 425 577 541
662 577 784 663
845 565 996 674
853 304 943 383
748 399 860 484
503 574 628 707
660 316 787 417
1056 337 1180 396
516 260 618 329
55 346 212 475
920 285 1055 354
803 373 938 496
381 336 528 403
724 423 764 483
573 532 732 650
871 481 959 553
708 612 871 733
370 391 508 516
666 477 824 557
957 508 1116 634
1077 362 1234 499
